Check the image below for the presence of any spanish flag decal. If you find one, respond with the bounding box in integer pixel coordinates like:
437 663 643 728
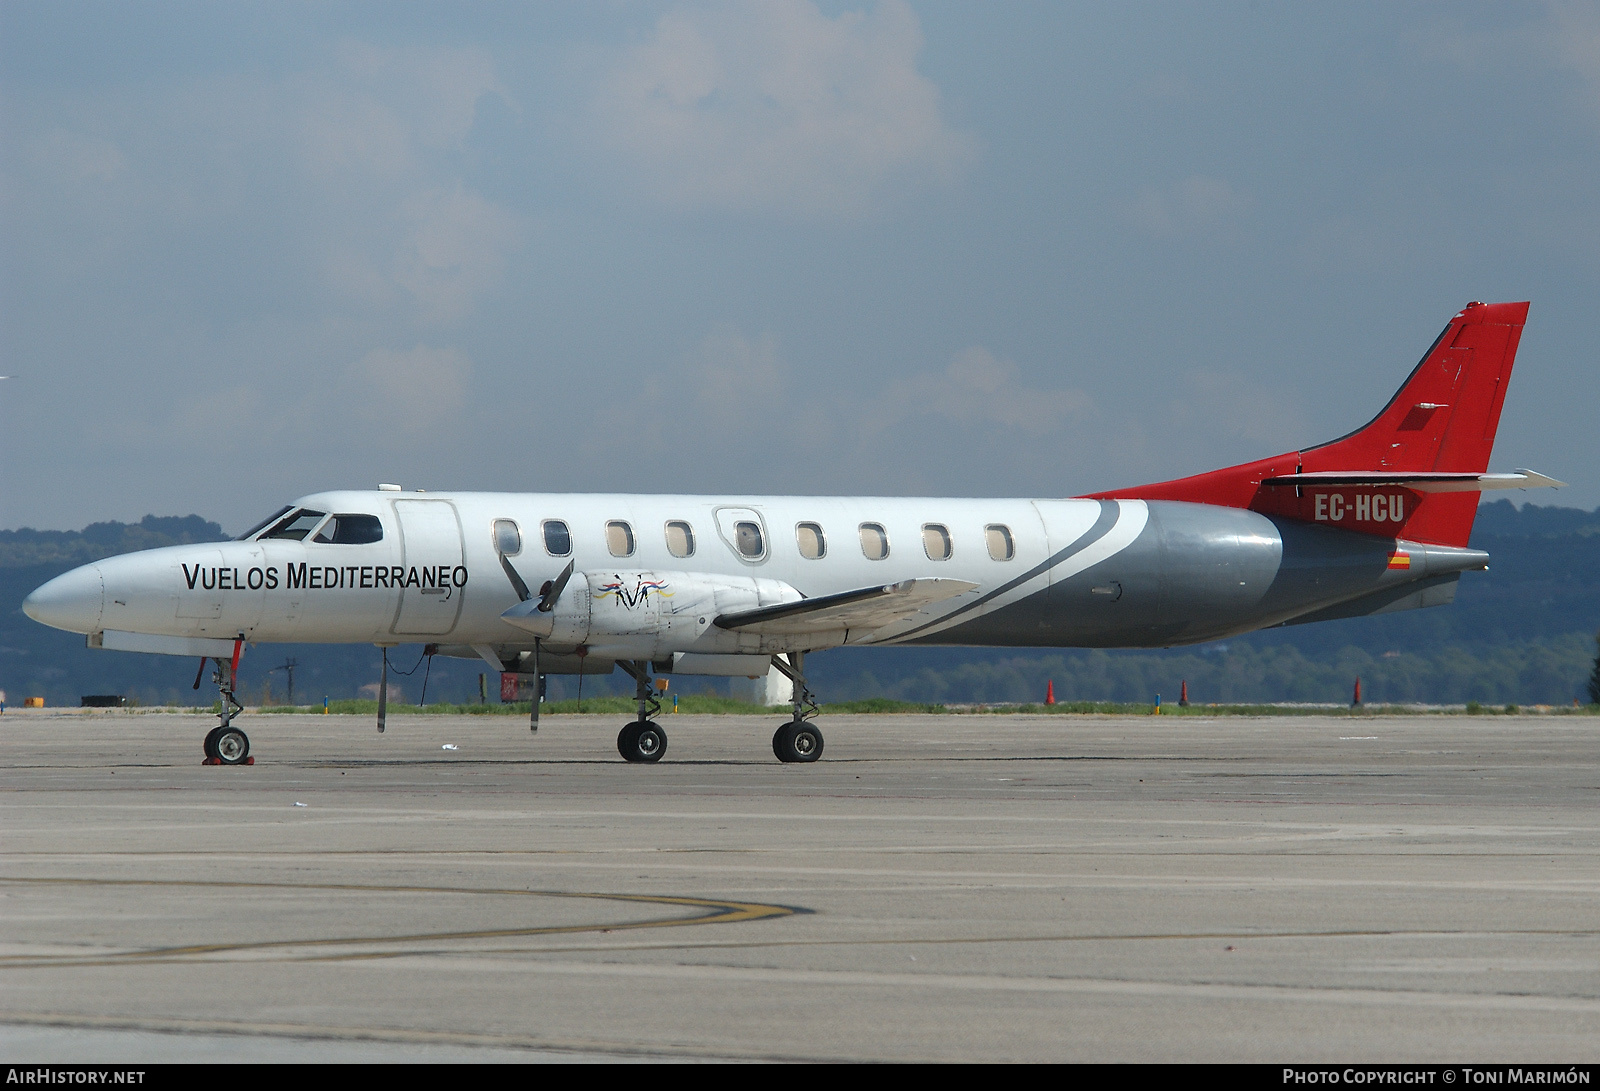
1387 552 1411 570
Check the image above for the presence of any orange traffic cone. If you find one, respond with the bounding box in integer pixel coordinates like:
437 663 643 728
1179 680 1189 707
1045 680 1055 705
1352 677 1362 707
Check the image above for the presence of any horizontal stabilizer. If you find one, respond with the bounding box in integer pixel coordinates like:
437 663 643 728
716 577 977 635
1261 469 1566 493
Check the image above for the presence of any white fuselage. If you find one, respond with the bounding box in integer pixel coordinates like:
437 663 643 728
33 490 1142 657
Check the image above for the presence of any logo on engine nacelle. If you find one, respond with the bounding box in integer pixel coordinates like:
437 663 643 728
593 576 673 610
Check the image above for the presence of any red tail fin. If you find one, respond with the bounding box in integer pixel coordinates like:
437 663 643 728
1084 301 1530 547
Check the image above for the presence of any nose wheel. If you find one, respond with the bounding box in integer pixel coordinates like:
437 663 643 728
204 725 251 765
199 642 253 766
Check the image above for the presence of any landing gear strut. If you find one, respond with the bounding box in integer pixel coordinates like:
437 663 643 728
770 651 822 763
200 640 251 766
616 660 666 763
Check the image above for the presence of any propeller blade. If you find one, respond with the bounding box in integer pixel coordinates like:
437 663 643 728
377 647 388 734
497 552 531 603
538 560 575 613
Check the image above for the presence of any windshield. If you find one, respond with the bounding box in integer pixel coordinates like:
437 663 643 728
311 514 385 544
260 509 328 541
237 506 293 541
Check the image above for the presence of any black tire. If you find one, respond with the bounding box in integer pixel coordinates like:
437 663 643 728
203 726 222 759
773 721 823 763
618 720 666 763
215 727 250 765
633 722 666 763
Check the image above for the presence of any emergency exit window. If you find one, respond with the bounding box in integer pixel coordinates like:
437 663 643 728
734 521 764 559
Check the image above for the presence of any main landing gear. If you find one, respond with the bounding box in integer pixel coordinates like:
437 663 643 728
770 651 823 763
617 660 667 763
198 644 252 766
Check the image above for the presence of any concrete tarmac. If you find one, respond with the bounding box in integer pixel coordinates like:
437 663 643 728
2 709 1597 1063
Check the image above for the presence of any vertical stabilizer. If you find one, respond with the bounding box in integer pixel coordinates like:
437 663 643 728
1084 302 1531 547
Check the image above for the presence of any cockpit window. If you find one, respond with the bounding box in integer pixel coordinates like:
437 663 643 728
238 506 294 541
261 509 328 541
312 514 384 544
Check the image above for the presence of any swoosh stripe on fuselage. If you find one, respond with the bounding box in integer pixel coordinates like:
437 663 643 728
882 499 1124 643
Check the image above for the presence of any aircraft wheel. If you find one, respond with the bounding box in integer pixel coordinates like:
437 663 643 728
773 722 823 763
215 727 250 765
203 727 223 759
618 721 666 763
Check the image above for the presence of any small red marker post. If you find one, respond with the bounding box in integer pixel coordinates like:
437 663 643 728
1045 680 1055 706
1352 676 1362 707
1179 680 1189 707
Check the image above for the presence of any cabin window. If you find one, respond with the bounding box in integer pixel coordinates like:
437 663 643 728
542 520 572 557
922 523 952 561
859 522 889 560
262 509 327 541
734 521 764 559
665 520 695 558
606 520 635 558
796 522 826 560
986 524 1015 561
493 519 521 556
313 514 385 545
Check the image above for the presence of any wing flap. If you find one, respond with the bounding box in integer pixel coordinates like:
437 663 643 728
715 577 977 635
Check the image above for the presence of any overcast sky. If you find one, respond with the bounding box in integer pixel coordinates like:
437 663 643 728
2 1 1596 534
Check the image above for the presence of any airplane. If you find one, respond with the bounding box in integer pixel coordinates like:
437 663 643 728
23 301 1563 766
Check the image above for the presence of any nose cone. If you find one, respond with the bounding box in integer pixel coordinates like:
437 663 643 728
23 564 105 634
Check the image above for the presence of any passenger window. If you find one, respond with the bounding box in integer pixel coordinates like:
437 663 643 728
922 524 952 561
606 520 635 558
665 520 695 558
796 522 826 559
493 519 521 556
262 509 327 541
986 524 1015 561
313 514 385 545
542 520 572 557
734 521 764 559
859 523 889 560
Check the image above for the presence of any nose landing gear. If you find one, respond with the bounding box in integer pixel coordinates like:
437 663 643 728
199 640 253 766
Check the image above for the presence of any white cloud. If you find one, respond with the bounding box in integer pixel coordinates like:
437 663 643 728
1124 175 1250 240
591 0 976 215
879 347 1091 435
391 187 524 324
349 344 473 435
689 326 786 416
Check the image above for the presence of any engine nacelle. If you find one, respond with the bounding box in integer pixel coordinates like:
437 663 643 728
500 570 802 659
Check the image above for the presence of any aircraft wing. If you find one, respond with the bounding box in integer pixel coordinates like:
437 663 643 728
714 577 977 635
